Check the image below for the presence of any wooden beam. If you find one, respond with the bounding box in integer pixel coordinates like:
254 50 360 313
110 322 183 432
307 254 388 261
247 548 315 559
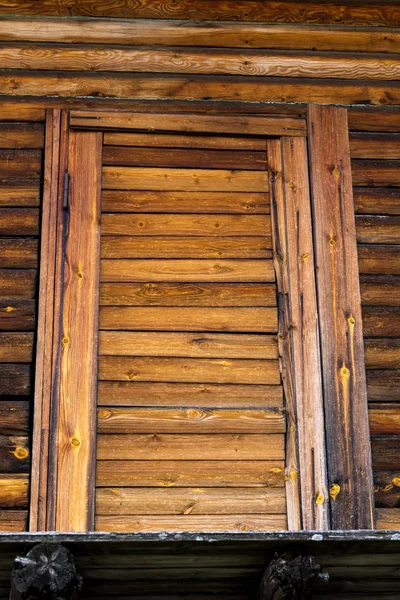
268 137 328 530
308 104 374 529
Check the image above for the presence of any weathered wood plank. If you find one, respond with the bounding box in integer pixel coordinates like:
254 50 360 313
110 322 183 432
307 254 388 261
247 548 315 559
99 307 278 332
0 474 28 508
354 188 400 215
0 364 30 395
0 150 42 178
0 237 38 268
376 508 400 530
352 160 400 186
0 269 36 298
100 259 275 283
0 401 29 434
100 282 277 307
97 407 285 433
0 208 39 235
101 214 271 237
362 307 400 337
370 406 400 435
358 245 400 274
308 104 374 529
101 190 270 214
0 102 44 122
0 435 29 473
0 299 35 331
97 382 283 408
102 167 269 192
96 460 285 487
0 510 27 532
350 133 400 159
0 180 40 208
101 236 272 259
356 216 400 244
97 433 284 461
95 487 286 516
0 122 44 149
360 275 400 306
349 108 400 132
104 131 266 150
365 339 400 369
98 357 280 385
99 332 278 360
54 130 102 532
374 469 400 508
367 370 400 402
0 333 33 363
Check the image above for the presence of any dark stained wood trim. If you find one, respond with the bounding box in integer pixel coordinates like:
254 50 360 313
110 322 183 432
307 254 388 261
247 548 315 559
308 104 374 530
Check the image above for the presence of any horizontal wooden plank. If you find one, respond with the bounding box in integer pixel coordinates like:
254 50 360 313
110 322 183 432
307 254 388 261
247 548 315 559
356 216 400 244
100 260 275 283
0 332 33 363
99 307 277 333
0 102 44 122
99 332 278 360
358 245 400 275
0 237 38 268
103 146 267 170
0 474 28 508
95 487 286 516
362 307 400 337
95 514 287 532
370 406 400 435
101 190 270 214
367 370 400 402
0 269 36 298
0 299 35 331
0 364 30 395
360 275 400 306
97 433 284 461
0 435 29 473
104 131 266 151
0 150 42 178
350 133 400 159
0 122 44 149
0 180 40 207
101 236 272 259
374 470 400 508
376 508 400 530
354 188 400 215
101 214 271 237
365 339 400 369
97 382 283 408
0 509 27 532
0 208 39 236
98 357 281 385
103 167 269 192
96 460 285 487
100 282 276 307
0 401 29 434
97 407 285 433
352 160 400 186
349 108 400 133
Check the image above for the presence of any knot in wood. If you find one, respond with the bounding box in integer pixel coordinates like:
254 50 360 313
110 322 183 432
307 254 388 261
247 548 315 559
14 446 29 460
329 483 341 500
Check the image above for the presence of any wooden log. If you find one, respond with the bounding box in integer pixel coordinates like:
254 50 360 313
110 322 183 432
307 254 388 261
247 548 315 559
97 433 284 461
0 509 27 532
0 103 44 122
358 245 400 275
364 339 400 369
354 188 400 215
367 370 400 402
96 460 285 487
100 282 277 307
97 407 285 433
0 332 33 363
0 269 36 298
0 474 28 508
0 364 30 395
375 508 400 529
356 216 400 244
104 131 266 150
0 401 29 434
101 190 270 214
349 108 400 133
0 237 38 268
257 554 327 600
352 160 400 186
96 487 286 516
350 133 400 159
98 381 283 408
95 514 287 532
360 275 400 306
0 435 29 473
362 307 400 337
0 208 39 235
100 259 275 283
370 407 400 435
308 104 374 529
101 214 271 237
101 236 272 259
0 180 40 207
98 357 280 385
0 299 35 331
373 470 400 508
0 150 41 178
0 122 44 149
103 146 267 170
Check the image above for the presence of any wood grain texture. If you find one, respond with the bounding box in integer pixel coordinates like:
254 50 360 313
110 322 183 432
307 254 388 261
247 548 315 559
350 133 400 159
0 269 36 298
97 433 284 460
0 180 40 207
308 105 374 529
0 364 30 395
268 137 328 530
358 245 400 274
0 510 27 532
100 282 277 307
54 129 102 532
0 150 41 179
104 131 266 150
99 307 278 332
95 487 286 515
349 108 400 132
0 474 28 508
0 237 38 268
365 339 400 368
354 188 400 215
356 216 400 244
367 370 400 402
360 275 400 305
352 160 400 186
0 299 35 331
372 436 400 470
362 307 400 337
376 508 400 529
0 401 29 434
0 122 44 149
369 406 400 435
0 333 33 363
98 382 283 408
0 208 39 235
0 435 29 473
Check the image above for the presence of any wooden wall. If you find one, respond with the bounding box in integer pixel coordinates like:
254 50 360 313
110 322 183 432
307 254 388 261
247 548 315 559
0 108 44 532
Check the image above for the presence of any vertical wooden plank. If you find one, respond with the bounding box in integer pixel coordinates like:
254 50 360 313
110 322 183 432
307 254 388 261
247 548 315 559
308 104 374 530
55 130 102 531
29 108 61 532
268 138 329 530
